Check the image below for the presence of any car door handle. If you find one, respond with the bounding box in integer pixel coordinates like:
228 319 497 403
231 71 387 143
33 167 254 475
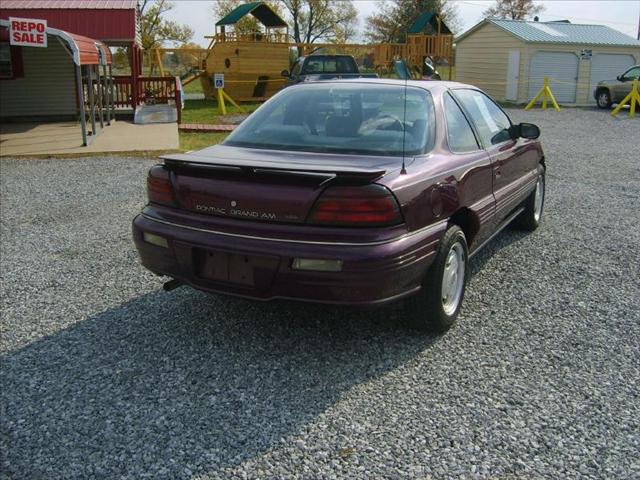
493 166 501 178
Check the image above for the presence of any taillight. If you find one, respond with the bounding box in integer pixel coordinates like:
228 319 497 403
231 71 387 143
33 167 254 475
309 184 403 227
147 165 175 207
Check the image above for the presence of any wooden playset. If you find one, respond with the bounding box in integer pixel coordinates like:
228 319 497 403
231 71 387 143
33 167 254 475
151 1 454 102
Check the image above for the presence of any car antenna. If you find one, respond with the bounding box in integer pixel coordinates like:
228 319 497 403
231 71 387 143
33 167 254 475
401 58 408 175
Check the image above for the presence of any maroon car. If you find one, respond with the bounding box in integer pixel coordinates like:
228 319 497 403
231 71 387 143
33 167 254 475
133 79 545 331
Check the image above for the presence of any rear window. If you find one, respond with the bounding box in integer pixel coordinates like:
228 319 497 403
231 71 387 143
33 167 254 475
302 57 357 74
223 83 435 157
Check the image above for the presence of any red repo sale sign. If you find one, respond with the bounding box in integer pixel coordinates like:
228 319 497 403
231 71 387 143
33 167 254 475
9 17 47 48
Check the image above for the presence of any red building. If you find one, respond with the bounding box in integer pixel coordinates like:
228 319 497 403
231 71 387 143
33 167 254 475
0 0 181 143
1 0 182 109
0 0 142 71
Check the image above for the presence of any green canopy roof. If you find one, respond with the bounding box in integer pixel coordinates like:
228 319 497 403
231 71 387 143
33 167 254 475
216 2 288 28
408 12 452 35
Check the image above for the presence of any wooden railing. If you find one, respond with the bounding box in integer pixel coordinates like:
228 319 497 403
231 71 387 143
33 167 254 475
138 76 176 104
113 76 134 107
373 44 408 65
110 75 183 122
210 31 288 43
372 34 454 67
407 34 453 59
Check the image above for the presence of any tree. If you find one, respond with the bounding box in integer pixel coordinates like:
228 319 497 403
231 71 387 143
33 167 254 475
171 42 205 75
140 0 194 50
281 0 359 44
211 0 284 36
365 0 460 44
112 47 130 73
482 0 545 20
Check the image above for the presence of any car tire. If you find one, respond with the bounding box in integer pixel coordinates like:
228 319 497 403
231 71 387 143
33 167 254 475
514 166 545 231
405 225 468 332
596 89 612 109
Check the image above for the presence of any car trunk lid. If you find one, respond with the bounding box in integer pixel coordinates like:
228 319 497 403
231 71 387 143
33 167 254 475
162 145 396 224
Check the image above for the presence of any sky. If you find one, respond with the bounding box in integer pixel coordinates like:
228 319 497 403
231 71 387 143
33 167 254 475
165 0 640 47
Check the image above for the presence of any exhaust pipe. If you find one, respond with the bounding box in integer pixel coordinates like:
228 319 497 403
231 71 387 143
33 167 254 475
163 278 183 291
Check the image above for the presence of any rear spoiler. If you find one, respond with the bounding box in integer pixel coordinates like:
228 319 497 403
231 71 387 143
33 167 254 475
160 152 387 180
301 73 379 81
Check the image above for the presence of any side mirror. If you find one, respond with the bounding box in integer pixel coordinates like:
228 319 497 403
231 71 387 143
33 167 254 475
519 122 541 139
617 74 625 82
281 69 290 78
509 123 540 140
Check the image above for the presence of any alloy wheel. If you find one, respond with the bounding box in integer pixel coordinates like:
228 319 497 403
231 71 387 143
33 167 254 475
598 92 610 108
441 242 466 316
534 175 544 223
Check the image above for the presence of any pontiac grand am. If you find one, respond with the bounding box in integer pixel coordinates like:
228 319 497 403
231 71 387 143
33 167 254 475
133 79 545 331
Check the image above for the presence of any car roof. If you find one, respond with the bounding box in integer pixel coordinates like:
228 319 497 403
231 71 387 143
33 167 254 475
305 54 354 57
300 54 356 61
289 77 476 94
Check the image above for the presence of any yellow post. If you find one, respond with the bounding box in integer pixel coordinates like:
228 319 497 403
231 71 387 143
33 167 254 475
611 78 640 118
155 48 165 77
545 82 561 112
221 90 242 111
525 76 561 112
217 87 226 115
525 86 545 110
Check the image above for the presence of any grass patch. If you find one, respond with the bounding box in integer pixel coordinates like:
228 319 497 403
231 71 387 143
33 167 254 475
181 99 262 124
179 131 229 151
183 79 204 94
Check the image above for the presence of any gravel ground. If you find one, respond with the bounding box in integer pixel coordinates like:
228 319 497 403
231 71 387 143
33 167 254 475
1 108 639 479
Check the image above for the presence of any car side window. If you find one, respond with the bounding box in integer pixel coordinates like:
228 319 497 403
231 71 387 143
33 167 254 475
453 89 512 147
444 92 479 152
304 59 322 73
623 66 640 81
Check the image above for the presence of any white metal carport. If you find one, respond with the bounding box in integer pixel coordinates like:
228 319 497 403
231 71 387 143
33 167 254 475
0 18 114 145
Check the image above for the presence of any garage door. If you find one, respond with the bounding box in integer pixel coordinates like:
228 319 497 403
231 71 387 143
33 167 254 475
588 53 637 104
529 51 578 103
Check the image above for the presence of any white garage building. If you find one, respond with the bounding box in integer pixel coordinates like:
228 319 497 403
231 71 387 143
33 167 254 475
455 19 640 105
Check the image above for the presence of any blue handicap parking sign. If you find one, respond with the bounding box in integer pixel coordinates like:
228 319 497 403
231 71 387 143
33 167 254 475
214 73 224 89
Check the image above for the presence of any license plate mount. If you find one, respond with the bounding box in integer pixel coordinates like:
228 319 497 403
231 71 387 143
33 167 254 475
196 250 257 286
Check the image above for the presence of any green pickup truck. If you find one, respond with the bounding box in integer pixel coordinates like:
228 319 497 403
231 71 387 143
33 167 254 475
594 65 640 108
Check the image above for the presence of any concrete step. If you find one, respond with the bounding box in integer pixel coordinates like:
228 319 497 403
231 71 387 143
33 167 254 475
134 104 177 124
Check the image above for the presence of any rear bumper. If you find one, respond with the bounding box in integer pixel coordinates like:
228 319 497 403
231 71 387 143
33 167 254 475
132 213 445 306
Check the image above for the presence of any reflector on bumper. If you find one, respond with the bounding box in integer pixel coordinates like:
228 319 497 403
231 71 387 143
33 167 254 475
292 258 343 272
143 232 169 248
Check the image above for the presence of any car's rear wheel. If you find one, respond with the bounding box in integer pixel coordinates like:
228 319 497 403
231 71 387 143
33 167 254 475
514 166 545 231
596 89 612 109
405 225 468 332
